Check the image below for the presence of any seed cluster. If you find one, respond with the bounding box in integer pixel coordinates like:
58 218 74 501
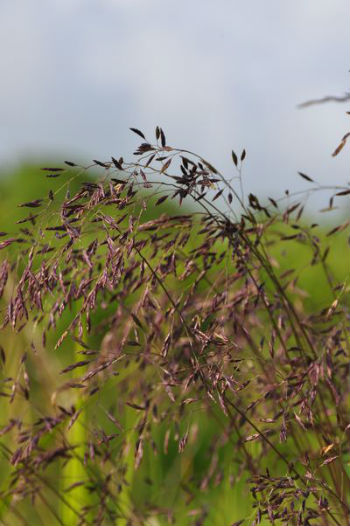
0 128 349 525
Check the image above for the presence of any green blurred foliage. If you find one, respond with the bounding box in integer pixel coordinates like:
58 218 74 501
0 164 348 526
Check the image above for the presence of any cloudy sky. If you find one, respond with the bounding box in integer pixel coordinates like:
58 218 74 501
0 0 348 201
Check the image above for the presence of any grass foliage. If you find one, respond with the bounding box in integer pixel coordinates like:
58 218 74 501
0 128 349 525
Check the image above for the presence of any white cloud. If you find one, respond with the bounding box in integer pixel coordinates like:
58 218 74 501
0 0 347 199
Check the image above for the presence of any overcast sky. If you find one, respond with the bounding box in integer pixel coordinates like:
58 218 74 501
0 0 348 201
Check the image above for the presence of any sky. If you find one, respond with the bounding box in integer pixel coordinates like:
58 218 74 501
0 0 348 203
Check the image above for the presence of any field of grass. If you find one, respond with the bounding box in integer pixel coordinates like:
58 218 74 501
0 158 349 526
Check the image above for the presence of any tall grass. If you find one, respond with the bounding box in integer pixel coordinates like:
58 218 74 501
0 127 349 525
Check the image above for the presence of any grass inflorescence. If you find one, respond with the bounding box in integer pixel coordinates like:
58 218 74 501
0 127 349 526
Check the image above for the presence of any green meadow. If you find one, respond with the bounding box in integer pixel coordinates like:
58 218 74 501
0 161 349 526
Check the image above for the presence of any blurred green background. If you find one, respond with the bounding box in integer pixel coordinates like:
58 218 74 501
0 164 349 526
